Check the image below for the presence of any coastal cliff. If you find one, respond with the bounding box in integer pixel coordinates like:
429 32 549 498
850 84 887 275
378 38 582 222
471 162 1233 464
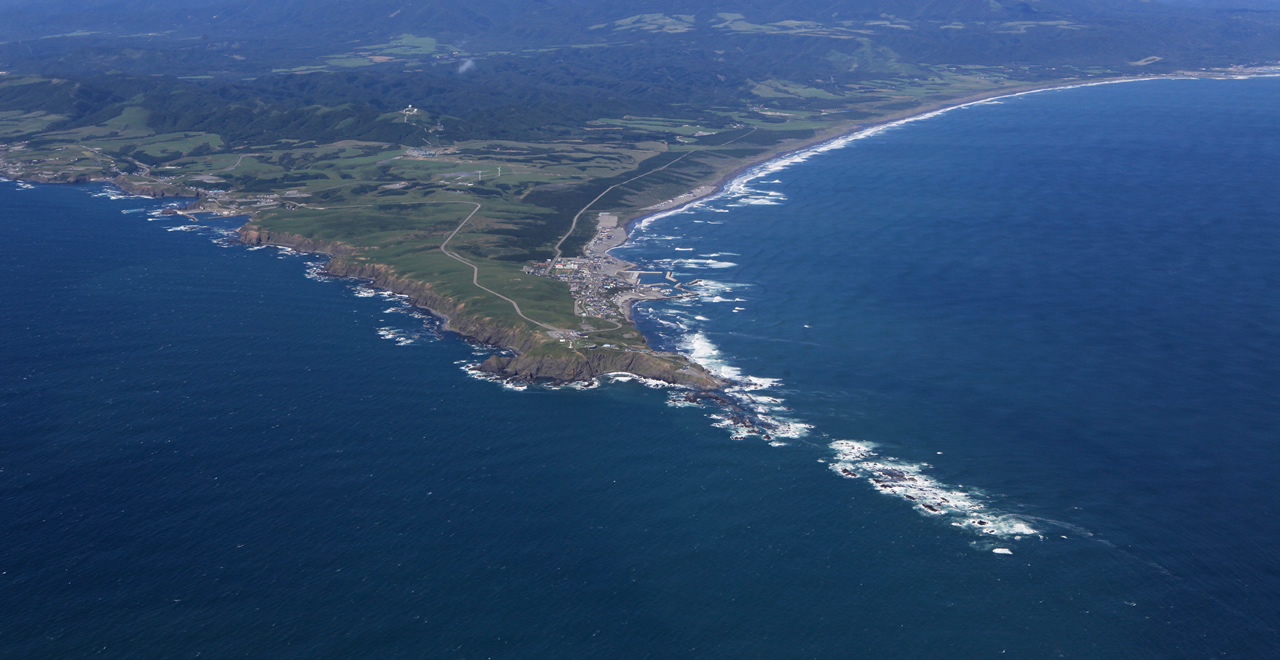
237 224 723 390
479 348 721 389
239 227 363 259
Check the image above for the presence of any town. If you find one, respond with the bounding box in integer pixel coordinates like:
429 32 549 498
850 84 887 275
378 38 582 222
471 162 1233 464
525 212 700 324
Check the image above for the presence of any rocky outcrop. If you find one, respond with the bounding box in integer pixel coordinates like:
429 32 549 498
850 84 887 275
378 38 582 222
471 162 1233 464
480 350 723 390
319 257 536 352
238 225 363 259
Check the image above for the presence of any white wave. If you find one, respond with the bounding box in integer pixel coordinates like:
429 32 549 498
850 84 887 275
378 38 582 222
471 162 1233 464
655 270 1032 537
726 189 789 207
828 439 1037 539
647 258 736 270
461 363 505 383
688 279 739 294
679 259 737 269
303 262 333 281
649 315 689 331
352 287 377 298
670 332 812 441
618 79 1202 540
631 78 1188 233
601 372 670 388
92 188 149 200
678 331 740 381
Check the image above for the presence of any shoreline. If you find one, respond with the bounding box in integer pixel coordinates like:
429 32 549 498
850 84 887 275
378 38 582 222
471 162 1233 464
611 69 1280 246
599 68 1280 390
6 69 1275 391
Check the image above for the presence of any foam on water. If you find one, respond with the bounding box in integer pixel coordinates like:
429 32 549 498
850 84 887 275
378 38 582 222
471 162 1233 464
643 265 1036 539
651 79 1200 227
666 331 812 441
607 103 1089 539
303 261 333 281
827 440 1037 538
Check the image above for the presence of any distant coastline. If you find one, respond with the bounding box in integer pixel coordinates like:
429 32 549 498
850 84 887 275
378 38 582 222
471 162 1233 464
5 68 1275 392
613 68 1280 243
593 68 1280 403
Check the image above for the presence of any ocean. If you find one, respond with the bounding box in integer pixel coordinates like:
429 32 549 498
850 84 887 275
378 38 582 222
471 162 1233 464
2 77 1278 657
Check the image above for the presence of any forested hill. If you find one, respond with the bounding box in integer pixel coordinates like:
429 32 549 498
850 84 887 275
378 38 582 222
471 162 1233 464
3 0 1280 78
1 0 1278 148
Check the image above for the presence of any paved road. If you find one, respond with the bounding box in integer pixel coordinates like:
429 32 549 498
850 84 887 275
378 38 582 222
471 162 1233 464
438 201 563 333
548 150 697 269
548 127 758 269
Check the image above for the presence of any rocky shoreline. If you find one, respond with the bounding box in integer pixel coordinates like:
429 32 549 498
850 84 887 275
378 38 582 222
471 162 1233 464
237 225 725 390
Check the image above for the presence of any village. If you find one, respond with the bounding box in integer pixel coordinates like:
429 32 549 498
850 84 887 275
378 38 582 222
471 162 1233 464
525 212 699 324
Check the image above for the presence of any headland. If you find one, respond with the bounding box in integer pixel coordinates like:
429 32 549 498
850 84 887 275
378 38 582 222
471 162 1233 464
3 67 1275 392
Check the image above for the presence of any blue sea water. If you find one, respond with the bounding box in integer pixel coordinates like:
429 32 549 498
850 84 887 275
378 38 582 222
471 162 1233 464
2 77 1278 657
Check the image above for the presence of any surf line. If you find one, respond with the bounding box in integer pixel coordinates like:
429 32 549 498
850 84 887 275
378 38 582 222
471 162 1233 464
612 74 1280 539
620 71 1280 237
601 83 1250 539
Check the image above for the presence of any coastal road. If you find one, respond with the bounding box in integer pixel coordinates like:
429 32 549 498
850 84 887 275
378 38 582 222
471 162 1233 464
548 126 758 269
438 201 563 333
548 150 698 269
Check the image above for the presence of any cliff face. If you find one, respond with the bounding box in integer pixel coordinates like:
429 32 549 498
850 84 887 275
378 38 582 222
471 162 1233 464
236 224 724 390
321 257 536 352
239 226 364 260
480 351 723 389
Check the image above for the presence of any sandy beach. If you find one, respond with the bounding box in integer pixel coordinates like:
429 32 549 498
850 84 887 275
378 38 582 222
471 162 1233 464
612 69 1279 243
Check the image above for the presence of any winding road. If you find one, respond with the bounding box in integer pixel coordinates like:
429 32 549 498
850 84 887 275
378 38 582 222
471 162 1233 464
438 201 563 332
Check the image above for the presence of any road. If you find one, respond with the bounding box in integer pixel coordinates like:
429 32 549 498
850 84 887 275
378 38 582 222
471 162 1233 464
438 201 563 333
548 127 757 269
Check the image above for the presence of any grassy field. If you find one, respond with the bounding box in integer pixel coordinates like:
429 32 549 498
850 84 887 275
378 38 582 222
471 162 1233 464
0 67 1078 363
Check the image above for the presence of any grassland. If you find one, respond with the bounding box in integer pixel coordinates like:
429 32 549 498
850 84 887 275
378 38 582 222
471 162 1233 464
0 63 1143 385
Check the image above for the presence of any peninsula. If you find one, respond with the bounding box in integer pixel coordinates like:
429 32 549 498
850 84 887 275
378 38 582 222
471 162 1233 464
3 2 1279 387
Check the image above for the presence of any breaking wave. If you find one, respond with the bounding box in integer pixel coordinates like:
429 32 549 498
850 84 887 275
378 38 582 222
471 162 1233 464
603 110 1059 541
